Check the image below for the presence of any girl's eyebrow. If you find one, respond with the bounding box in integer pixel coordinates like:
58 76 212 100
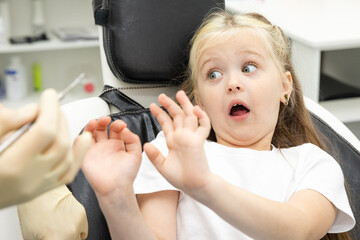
200 50 264 70
199 57 219 72
235 49 265 59
199 48 265 72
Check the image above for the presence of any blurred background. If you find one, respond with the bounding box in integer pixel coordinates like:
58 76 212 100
0 0 359 239
0 0 102 108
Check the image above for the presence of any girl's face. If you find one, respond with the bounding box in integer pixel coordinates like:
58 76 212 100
195 29 292 150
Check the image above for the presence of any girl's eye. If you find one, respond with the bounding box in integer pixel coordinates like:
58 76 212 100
242 64 257 73
208 70 222 80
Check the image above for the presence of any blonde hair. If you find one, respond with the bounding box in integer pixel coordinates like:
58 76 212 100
181 10 352 240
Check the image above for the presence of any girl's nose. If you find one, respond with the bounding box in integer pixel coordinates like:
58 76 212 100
227 86 241 93
226 71 243 93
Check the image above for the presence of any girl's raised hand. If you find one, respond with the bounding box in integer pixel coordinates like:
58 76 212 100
81 117 142 199
144 91 212 195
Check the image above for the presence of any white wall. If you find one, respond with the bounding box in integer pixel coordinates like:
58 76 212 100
8 0 94 37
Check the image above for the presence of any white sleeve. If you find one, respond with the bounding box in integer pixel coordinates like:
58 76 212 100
133 131 179 195
296 144 356 233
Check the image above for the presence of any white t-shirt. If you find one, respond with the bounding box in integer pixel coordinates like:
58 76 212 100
133 131 355 240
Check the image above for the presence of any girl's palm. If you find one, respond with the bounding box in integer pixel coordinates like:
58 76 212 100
145 91 212 193
81 117 142 198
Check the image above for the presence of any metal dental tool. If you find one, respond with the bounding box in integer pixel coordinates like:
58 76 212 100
0 73 87 154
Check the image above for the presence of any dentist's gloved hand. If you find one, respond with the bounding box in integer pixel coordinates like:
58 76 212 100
0 89 92 209
18 185 88 240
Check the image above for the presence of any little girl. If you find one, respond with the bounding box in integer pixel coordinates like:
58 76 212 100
82 11 355 239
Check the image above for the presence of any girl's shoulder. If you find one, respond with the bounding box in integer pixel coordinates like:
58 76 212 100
281 142 324 152
280 142 334 161
280 143 343 179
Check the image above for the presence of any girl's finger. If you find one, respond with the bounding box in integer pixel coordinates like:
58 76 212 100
108 120 127 150
93 116 112 142
158 93 184 118
108 120 127 140
176 90 194 117
119 127 141 155
158 93 184 129
83 119 97 137
194 106 211 138
150 103 174 136
176 90 198 130
143 142 166 173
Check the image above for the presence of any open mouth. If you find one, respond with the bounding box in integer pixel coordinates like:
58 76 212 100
230 104 250 116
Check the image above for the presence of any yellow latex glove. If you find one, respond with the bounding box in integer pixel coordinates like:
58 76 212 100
0 89 92 208
18 185 88 240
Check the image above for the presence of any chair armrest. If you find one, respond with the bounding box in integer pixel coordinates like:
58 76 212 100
304 96 360 151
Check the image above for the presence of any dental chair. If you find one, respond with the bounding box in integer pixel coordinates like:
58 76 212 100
63 0 225 239
59 0 359 239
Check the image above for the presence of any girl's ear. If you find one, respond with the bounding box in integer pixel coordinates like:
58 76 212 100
281 71 293 105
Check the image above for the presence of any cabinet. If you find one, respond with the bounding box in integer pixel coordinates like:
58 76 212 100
290 41 360 123
0 0 102 108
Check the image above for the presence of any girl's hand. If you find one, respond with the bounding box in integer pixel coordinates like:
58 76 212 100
81 117 142 199
144 90 212 195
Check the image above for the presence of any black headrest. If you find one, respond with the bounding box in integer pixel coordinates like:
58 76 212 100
92 0 225 85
